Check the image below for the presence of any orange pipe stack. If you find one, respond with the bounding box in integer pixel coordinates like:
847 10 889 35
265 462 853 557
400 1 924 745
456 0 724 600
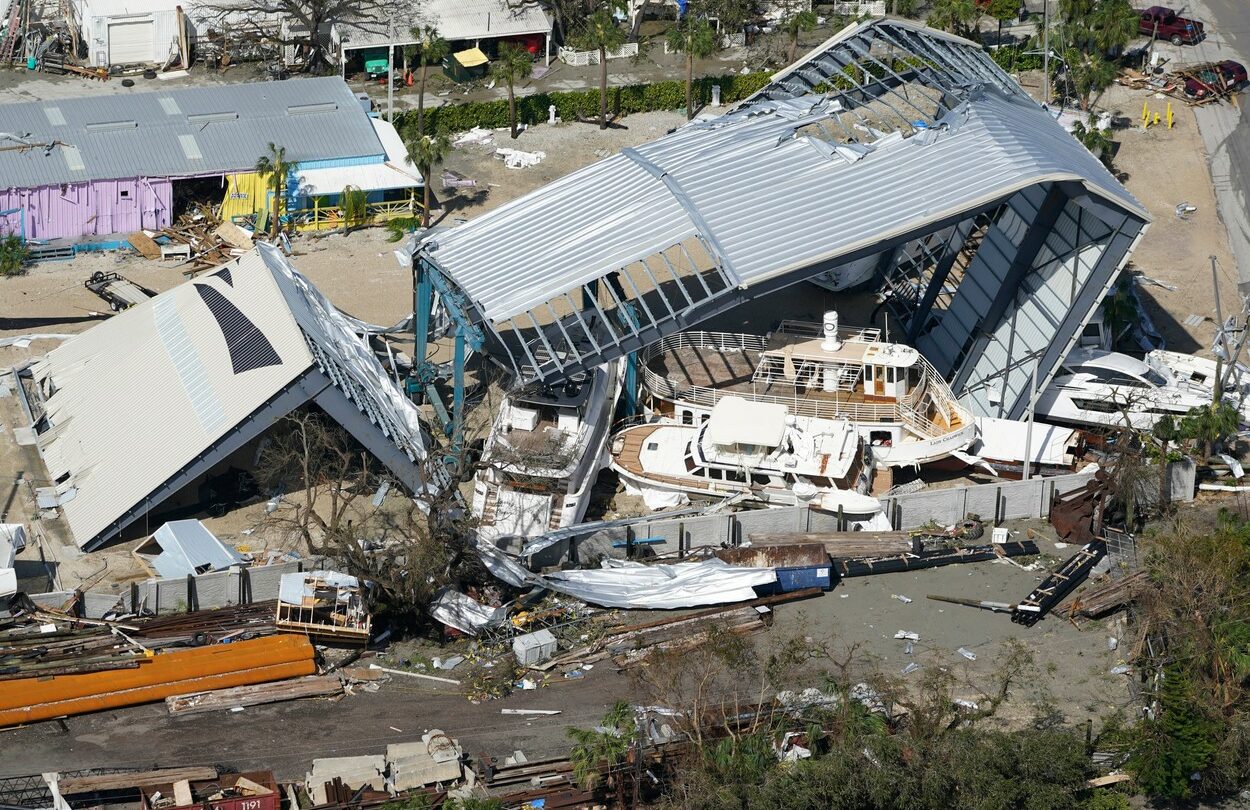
0 634 316 727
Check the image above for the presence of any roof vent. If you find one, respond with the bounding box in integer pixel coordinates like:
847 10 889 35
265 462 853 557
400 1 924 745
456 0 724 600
187 112 238 124
85 120 138 132
287 102 337 115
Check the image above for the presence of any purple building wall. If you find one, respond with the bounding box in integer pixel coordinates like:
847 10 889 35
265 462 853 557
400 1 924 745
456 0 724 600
0 177 172 242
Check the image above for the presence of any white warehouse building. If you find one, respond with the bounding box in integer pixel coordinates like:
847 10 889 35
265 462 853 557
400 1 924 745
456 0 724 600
73 0 189 66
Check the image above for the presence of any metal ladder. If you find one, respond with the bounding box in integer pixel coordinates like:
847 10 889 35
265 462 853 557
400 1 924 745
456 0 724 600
0 0 21 64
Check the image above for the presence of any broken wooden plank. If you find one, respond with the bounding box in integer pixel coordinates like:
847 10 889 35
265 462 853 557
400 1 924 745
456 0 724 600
165 675 341 716
60 767 218 794
128 231 162 260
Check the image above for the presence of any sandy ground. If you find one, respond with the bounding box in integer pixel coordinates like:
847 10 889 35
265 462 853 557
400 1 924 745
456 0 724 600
1094 81 1240 356
0 521 1134 779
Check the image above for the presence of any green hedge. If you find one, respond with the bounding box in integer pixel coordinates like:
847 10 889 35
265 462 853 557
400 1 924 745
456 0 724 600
989 45 1045 73
398 71 772 138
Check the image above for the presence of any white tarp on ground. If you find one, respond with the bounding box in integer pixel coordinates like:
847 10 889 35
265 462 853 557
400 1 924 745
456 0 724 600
475 541 777 609
428 586 508 635
544 559 777 609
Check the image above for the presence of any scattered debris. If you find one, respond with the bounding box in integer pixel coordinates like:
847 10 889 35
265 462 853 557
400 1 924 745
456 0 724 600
494 147 546 169
956 647 977 661
276 571 372 643
1057 570 1148 620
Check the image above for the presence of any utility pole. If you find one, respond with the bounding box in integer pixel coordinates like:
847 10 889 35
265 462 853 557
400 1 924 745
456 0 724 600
387 19 395 123
1022 361 1037 481
1042 0 1050 104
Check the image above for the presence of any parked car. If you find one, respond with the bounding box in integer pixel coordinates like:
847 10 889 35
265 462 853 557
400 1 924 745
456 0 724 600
1138 6 1206 45
1184 60 1248 98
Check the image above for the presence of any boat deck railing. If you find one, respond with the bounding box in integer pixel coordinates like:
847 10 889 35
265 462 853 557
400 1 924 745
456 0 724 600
640 330 973 436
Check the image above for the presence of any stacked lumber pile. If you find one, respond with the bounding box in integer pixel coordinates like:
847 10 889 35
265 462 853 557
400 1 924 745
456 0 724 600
1057 570 1148 620
166 675 342 715
0 621 149 681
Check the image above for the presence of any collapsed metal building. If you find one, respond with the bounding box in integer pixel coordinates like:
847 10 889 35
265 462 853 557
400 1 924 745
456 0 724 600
414 18 1150 421
14 245 434 551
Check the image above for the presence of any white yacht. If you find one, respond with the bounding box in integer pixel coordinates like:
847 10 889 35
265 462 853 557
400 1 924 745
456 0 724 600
1147 349 1250 404
638 313 976 467
1034 348 1248 431
608 395 877 512
472 360 623 538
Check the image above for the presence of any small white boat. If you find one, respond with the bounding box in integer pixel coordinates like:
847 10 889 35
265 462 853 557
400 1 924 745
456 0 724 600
608 396 875 511
472 360 623 538
639 313 976 468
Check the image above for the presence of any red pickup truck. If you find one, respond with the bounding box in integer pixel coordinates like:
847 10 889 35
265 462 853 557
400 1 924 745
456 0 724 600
1139 6 1206 45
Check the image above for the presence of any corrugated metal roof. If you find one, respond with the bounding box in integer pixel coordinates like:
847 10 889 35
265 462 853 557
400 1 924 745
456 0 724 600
141 520 246 578
294 118 424 197
0 77 383 188
427 88 1147 323
34 251 314 547
33 244 431 549
333 0 550 52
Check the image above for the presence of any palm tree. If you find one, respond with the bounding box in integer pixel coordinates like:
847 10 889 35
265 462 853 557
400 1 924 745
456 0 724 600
410 26 449 137
1071 113 1116 167
253 142 288 239
567 700 633 806
1089 0 1139 53
405 133 451 228
780 7 817 64
572 9 626 129
491 42 534 139
1180 400 1240 462
985 0 1017 44
926 0 977 38
666 16 718 120
1064 48 1118 110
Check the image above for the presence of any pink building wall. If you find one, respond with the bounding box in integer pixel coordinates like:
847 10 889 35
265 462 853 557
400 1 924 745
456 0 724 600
0 177 172 242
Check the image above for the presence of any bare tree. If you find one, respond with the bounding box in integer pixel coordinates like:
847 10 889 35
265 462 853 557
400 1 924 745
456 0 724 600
194 0 403 73
255 410 482 626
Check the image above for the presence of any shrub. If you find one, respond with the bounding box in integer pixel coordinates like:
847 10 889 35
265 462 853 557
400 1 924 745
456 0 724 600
0 234 28 277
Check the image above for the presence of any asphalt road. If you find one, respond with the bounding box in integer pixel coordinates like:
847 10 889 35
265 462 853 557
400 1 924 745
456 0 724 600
1183 0 1250 285
0 668 638 781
